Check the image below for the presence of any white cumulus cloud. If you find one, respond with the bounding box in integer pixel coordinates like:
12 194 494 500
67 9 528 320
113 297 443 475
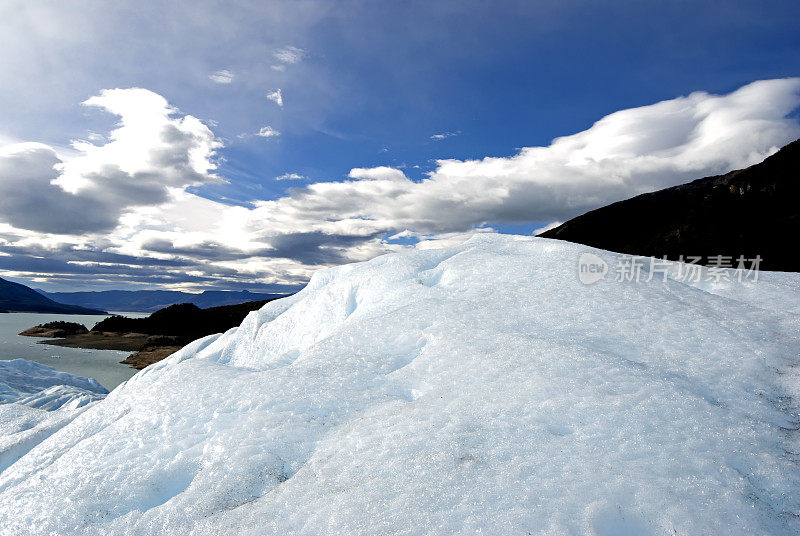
348 166 408 181
0 88 222 234
266 89 284 107
257 126 280 138
239 78 800 239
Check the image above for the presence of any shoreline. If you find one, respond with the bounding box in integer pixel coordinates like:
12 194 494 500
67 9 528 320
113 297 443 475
26 332 185 370
15 299 276 371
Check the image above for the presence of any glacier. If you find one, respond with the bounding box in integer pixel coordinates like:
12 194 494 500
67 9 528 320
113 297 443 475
0 359 108 408
0 234 798 535
0 360 108 475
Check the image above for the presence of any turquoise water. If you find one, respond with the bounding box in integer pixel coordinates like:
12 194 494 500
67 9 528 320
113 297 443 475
0 312 148 391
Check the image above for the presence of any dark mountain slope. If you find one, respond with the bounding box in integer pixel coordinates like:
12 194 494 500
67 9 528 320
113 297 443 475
0 277 105 314
541 139 800 271
37 289 289 313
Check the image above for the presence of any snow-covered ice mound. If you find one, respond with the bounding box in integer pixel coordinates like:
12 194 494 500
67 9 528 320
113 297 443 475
0 235 798 535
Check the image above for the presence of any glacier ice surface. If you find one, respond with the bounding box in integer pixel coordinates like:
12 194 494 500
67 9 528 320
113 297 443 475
0 359 108 474
0 234 798 535
0 359 107 408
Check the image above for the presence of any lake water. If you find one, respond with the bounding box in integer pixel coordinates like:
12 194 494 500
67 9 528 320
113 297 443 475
0 312 149 391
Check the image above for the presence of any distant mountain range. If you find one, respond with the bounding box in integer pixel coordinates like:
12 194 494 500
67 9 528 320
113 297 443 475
541 138 800 271
35 289 290 313
0 277 105 314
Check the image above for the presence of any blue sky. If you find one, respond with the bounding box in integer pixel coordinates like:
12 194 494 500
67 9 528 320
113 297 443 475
0 0 799 291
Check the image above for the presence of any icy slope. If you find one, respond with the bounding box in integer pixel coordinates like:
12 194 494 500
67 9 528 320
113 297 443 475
0 235 798 535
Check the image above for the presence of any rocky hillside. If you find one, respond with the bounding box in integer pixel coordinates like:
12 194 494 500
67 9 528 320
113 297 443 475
541 138 800 271
19 321 89 338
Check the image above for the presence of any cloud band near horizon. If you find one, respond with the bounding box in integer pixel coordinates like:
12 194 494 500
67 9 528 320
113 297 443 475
0 78 798 291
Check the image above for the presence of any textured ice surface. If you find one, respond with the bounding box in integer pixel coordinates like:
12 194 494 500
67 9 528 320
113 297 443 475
0 235 798 535
12 384 106 411
0 360 107 474
0 359 107 407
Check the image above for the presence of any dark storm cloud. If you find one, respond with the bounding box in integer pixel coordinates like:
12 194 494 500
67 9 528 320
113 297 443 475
265 232 380 264
23 271 225 286
0 144 209 235
0 254 185 277
0 231 313 291
140 239 272 261
0 254 264 288
0 243 192 268
27 273 302 293
0 233 310 292
141 232 381 265
0 146 121 234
